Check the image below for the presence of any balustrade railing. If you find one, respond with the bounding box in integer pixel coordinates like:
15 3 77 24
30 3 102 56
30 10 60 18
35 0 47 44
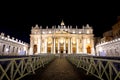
67 54 120 80
0 54 55 80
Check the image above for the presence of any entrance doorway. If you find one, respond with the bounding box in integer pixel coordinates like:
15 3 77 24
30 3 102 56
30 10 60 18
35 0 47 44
60 46 64 53
33 45 37 54
73 47 76 53
87 46 91 54
47 47 51 53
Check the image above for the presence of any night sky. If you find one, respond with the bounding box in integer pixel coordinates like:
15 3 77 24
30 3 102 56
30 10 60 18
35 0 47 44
0 15 118 44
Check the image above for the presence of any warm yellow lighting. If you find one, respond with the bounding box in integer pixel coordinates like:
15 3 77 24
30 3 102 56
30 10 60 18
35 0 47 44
49 31 51 33
72 40 76 44
87 30 89 34
73 41 76 44
24 46 26 50
87 39 90 43
48 41 51 44
47 38 52 44
73 31 75 33
60 39 64 44
99 47 102 52
30 21 94 54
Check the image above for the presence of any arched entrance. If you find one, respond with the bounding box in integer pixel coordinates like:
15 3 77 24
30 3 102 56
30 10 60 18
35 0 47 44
47 37 52 54
73 47 76 53
86 46 91 54
60 43 64 53
47 47 51 53
33 45 37 54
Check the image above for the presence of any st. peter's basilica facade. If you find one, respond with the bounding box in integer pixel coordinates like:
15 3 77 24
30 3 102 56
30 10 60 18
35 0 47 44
29 21 95 55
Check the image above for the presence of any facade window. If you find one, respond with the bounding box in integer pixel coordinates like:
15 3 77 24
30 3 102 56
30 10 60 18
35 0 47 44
16 47 18 53
30 21 94 55
2 45 5 52
13 47 15 53
8 46 10 52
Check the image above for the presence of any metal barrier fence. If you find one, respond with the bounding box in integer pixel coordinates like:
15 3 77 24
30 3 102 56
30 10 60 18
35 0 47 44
0 54 55 80
67 54 120 80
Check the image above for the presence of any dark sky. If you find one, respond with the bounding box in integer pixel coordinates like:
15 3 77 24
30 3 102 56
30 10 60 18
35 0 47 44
0 15 118 44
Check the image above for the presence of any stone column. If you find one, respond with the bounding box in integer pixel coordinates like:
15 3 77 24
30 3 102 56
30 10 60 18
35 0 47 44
5 45 8 55
44 39 45 53
54 37 56 54
9 46 12 54
64 37 66 53
51 37 54 53
46 39 48 53
91 38 95 55
76 38 79 53
83 37 86 53
58 39 60 53
38 38 40 53
45 38 47 53
68 37 71 54
30 38 33 55
71 38 73 53
39 36 41 53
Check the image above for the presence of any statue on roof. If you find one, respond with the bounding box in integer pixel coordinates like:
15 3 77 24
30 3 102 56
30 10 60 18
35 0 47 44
61 20 65 26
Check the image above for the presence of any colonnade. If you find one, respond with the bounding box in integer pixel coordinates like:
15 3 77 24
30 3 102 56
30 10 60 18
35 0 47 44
32 36 94 54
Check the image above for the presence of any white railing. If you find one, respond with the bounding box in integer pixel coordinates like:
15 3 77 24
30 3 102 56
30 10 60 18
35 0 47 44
0 54 55 80
67 55 120 80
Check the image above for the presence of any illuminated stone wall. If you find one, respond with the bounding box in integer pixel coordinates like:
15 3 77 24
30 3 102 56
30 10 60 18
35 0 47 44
0 33 29 55
96 17 120 56
30 21 95 55
96 38 120 56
